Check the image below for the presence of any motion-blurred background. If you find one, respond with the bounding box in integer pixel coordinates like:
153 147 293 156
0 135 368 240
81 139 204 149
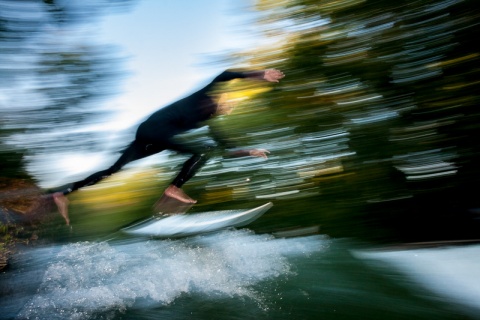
1 0 479 245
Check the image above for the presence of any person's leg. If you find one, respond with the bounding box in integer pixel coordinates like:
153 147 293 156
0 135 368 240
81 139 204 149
164 154 208 203
164 144 214 203
58 141 151 194
52 192 70 225
53 141 162 224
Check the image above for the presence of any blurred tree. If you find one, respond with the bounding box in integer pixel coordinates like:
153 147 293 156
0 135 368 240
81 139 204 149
222 0 480 241
0 0 135 179
0 0 137 269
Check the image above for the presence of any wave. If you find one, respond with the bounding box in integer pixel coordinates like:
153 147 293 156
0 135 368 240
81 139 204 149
10 229 329 319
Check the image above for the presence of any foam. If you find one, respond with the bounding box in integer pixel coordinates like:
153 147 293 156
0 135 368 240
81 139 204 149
16 230 328 319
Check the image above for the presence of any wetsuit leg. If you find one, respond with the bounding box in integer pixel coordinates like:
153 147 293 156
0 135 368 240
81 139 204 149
169 144 215 188
171 154 207 188
63 141 164 194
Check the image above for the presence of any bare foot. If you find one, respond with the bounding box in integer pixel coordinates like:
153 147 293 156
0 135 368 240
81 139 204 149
164 185 197 204
153 194 193 214
53 192 70 225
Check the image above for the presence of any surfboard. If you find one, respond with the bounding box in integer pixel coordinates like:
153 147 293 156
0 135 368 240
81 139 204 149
122 202 273 238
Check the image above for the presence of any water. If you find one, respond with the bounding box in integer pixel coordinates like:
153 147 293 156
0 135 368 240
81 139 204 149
354 245 480 319
1 229 477 319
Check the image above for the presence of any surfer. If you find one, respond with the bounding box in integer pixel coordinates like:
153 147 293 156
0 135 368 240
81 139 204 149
50 68 285 225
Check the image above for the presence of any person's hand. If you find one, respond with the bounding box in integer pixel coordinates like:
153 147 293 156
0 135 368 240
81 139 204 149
264 69 285 82
249 149 270 159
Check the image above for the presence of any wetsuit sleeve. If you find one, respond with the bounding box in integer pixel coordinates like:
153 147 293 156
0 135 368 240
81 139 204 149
196 70 266 96
212 70 265 83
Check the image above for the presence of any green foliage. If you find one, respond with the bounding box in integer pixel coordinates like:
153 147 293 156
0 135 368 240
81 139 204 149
2 0 479 244
223 0 480 242
0 0 136 265
0 0 135 177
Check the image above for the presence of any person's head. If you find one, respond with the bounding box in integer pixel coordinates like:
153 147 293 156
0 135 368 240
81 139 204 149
215 93 237 115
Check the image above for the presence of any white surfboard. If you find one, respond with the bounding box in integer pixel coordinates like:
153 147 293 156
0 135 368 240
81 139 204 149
122 202 273 238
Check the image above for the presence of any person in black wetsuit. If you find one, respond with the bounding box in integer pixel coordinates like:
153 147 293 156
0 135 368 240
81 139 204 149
52 68 285 224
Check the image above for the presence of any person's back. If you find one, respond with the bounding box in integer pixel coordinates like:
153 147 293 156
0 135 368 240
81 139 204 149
139 90 216 136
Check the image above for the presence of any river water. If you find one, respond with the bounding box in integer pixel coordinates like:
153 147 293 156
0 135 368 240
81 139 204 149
2 227 479 320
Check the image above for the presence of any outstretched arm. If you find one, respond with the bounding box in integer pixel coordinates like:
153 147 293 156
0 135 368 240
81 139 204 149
196 68 285 96
206 68 283 158
212 69 285 83
209 124 270 159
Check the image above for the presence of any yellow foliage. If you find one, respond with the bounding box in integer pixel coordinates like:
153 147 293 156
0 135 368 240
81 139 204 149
72 167 163 210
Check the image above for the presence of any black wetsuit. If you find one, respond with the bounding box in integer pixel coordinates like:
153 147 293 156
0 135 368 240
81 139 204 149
60 70 261 195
